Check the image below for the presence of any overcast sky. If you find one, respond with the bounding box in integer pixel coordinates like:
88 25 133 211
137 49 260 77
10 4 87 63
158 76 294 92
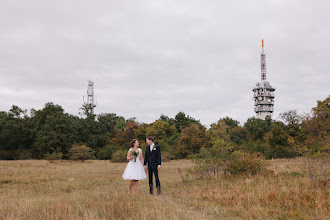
1 0 329 126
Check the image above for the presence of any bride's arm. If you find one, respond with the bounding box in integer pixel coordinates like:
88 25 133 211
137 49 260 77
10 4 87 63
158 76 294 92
127 150 132 161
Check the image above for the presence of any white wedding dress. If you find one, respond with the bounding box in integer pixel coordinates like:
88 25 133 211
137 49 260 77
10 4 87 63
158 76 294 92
122 148 147 180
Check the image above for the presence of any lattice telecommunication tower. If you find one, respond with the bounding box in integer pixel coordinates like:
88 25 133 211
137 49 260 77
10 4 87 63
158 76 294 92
83 80 97 115
252 40 275 119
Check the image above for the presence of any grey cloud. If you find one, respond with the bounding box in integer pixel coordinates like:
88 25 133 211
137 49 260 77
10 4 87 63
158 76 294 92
1 0 329 126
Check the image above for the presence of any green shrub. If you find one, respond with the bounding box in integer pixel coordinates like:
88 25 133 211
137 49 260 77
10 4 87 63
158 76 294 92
45 151 63 160
189 139 233 179
15 149 33 160
119 143 130 152
111 150 127 163
68 144 95 162
97 145 116 160
225 151 267 175
157 140 170 152
190 141 269 178
264 144 298 159
161 151 173 162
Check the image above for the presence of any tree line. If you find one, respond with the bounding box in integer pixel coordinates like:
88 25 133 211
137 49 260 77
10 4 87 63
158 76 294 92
0 96 329 162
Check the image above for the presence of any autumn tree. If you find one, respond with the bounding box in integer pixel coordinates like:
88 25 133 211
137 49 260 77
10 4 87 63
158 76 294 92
108 129 127 148
108 120 140 151
146 120 176 140
175 124 207 158
264 122 298 158
124 121 140 142
300 96 330 184
208 120 230 143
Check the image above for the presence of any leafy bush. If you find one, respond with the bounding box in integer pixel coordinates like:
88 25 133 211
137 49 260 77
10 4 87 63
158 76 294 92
111 150 127 163
190 139 269 178
161 151 173 162
97 145 116 160
225 151 267 175
263 144 298 159
15 149 33 160
45 151 63 160
189 139 233 179
68 144 95 162
157 139 170 152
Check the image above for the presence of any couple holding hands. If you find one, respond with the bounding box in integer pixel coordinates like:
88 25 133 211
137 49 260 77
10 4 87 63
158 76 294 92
122 136 161 195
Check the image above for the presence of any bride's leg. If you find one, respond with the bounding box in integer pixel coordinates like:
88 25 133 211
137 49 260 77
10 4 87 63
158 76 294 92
128 180 134 194
132 180 139 195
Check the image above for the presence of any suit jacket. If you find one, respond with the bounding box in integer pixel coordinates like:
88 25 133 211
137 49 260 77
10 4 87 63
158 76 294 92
144 144 161 168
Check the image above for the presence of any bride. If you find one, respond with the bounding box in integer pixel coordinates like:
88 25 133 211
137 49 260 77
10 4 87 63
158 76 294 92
122 139 147 195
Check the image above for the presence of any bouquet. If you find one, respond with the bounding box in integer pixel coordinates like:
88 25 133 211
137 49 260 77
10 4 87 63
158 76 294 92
130 150 139 162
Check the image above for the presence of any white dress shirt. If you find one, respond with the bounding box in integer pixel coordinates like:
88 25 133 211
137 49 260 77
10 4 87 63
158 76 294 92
150 143 155 152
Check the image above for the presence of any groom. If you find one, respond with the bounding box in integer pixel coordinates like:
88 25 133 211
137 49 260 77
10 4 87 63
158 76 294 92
144 136 161 195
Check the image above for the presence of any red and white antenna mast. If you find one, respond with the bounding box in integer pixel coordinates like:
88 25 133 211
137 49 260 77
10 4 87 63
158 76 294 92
261 39 266 81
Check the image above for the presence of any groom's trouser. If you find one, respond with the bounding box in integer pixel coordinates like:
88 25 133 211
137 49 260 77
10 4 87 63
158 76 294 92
148 166 160 194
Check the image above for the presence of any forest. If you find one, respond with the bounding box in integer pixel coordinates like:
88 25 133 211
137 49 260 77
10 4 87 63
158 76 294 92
0 96 329 162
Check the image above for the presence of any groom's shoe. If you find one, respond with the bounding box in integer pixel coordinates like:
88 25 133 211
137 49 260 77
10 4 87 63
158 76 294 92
157 186 161 195
149 186 153 195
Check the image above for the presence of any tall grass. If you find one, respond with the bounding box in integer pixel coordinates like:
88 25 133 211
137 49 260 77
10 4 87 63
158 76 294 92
0 158 328 219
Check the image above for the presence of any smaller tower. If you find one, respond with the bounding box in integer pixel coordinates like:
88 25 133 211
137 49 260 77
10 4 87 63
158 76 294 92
253 40 275 119
83 80 97 116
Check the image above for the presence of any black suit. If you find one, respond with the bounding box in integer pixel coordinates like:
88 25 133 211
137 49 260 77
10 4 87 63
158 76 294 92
144 144 161 194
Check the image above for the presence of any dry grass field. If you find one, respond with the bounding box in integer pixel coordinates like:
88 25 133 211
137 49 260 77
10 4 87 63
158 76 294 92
0 158 328 220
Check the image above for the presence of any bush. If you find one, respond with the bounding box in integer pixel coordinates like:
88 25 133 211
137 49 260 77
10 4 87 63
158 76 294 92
0 149 15 160
190 139 269 178
45 151 63 160
157 140 170 152
111 150 127 163
225 151 267 175
119 143 130 152
189 139 233 179
189 147 219 179
97 145 116 160
264 144 298 159
161 151 173 162
0 149 33 160
68 144 95 162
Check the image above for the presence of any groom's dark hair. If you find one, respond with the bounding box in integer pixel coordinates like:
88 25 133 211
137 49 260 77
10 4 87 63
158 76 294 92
147 136 154 142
